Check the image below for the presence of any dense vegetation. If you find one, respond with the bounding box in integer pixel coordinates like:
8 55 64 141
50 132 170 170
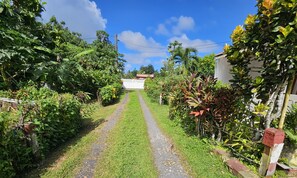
0 0 124 176
145 0 297 168
0 0 124 96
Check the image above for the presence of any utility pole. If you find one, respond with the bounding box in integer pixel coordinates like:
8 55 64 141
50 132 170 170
114 34 118 68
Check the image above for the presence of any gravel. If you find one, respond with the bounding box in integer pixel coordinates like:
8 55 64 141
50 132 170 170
137 91 189 178
75 93 129 178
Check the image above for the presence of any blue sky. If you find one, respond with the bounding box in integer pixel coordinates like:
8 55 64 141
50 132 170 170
42 0 257 71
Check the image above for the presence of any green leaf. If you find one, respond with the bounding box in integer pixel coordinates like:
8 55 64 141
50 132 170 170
33 46 52 54
74 49 94 58
279 26 294 38
272 26 280 32
0 7 3 13
275 35 283 43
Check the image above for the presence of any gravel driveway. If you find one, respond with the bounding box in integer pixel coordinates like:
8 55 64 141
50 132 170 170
137 91 189 178
75 93 129 178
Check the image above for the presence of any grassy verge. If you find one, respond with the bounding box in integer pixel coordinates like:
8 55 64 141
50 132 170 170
94 91 157 177
25 96 124 178
140 91 235 178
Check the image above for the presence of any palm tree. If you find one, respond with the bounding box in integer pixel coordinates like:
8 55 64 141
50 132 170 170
168 41 198 75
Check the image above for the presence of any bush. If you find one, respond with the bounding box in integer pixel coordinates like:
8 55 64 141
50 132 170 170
0 87 83 176
99 83 122 106
144 75 184 104
144 78 161 103
284 104 297 146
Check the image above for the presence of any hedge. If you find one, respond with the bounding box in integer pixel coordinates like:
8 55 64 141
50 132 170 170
0 87 83 177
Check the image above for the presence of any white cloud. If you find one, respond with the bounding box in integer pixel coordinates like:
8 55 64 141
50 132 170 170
172 16 195 35
42 0 107 40
155 16 195 36
119 31 166 57
169 34 220 53
155 24 170 36
118 31 167 67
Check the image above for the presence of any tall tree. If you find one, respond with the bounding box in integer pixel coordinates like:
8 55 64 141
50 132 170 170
224 0 297 128
139 64 155 74
0 0 53 89
168 40 198 75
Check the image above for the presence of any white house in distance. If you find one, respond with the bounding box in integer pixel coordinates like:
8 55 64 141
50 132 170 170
214 53 297 105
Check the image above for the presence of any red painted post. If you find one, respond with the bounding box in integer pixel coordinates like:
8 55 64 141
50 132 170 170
259 128 285 176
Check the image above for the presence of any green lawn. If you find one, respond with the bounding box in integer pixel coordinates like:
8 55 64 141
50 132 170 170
140 91 235 178
94 91 158 177
25 97 123 178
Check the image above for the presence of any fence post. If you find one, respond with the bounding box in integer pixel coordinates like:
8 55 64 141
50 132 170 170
159 93 163 105
259 128 285 176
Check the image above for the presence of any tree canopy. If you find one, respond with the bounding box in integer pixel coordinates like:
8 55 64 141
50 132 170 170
224 0 297 128
0 0 125 97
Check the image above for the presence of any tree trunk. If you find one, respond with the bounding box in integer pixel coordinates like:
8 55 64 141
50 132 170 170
279 75 295 129
264 84 283 128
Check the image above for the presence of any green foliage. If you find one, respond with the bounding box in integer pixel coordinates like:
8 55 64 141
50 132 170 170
0 87 83 176
144 74 184 104
45 20 124 97
0 90 13 98
0 1 124 97
284 104 297 146
0 111 33 178
225 0 297 128
99 83 122 106
144 78 162 103
169 75 237 140
0 0 54 90
139 64 155 74
167 41 215 77
168 41 198 75
193 54 215 77
168 82 194 134
0 0 124 175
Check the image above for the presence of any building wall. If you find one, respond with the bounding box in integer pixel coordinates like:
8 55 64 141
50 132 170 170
214 54 233 84
121 79 145 90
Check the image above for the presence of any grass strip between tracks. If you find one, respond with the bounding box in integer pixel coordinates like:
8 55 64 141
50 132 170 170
94 91 157 177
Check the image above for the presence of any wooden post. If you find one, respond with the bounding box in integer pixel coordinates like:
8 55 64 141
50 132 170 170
159 93 163 105
279 75 295 129
259 128 285 176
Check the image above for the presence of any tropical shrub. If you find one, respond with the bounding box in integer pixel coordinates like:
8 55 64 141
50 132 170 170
167 75 263 163
0 87 83 176
168 82 194 134
224 0 297 128
284 104 297 146
99 83 122 106
223 98 264 164
0 111 33 178
181 76 237 140
144 78 161 103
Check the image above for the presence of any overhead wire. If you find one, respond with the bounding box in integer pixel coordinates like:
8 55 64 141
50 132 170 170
117 40 231 50
81 36 231 50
